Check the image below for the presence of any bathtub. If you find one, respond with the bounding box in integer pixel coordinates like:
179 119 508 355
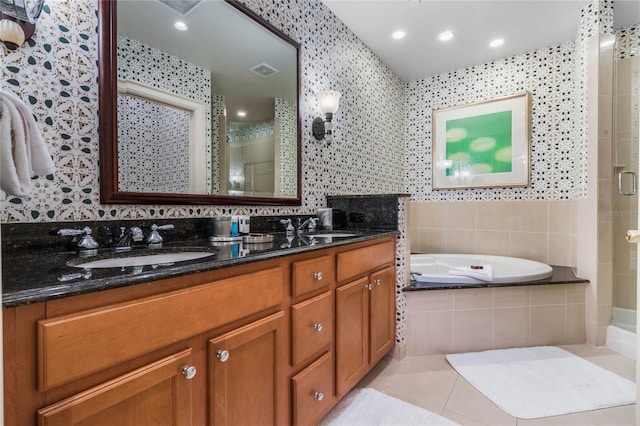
410 253 553 285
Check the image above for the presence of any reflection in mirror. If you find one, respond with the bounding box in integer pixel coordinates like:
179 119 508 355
98 0 301 205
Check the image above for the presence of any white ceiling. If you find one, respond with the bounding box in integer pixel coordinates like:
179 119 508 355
322 0 640 81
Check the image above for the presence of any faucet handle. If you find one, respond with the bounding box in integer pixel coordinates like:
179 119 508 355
56 227 99 252
280 219 294 234
147 223 174 246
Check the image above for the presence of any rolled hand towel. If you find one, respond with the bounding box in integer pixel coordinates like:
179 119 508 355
0 90 56 197
626 230 640 243
448 264 494 282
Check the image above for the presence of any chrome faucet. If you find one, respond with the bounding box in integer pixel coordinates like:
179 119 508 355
297 217 319 233
115 226 144 251
147 224 174 247
280 218 294 235
56 227 99 253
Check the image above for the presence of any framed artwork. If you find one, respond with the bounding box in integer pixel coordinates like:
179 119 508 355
432 92 531 189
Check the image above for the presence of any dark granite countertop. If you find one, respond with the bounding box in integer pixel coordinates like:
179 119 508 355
403 265 588 291
3 230 398 307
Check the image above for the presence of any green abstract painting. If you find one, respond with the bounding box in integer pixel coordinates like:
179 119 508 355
445 110 512 176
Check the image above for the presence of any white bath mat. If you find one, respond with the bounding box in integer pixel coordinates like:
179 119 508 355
318 387 459 425
446 346 636 419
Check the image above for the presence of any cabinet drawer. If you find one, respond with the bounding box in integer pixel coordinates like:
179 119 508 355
291 291 333 366
336 240 394 283
38 267 283 390
292 255 334 297
291 352 333 426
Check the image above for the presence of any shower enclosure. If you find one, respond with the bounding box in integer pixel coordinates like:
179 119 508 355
611 40 640 350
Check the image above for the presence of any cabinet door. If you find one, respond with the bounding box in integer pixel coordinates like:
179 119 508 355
209 312 286 426
369 266 396 365
335 277 369 396
37 349 194 426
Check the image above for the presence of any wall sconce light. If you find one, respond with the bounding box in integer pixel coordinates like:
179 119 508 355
312 90 341 145
0 0 45 50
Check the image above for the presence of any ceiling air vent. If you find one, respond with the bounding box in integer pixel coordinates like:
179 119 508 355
250 63 279 78
157 0 202 15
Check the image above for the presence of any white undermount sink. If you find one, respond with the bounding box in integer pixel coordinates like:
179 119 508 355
308 233 358 238
69 251 215 269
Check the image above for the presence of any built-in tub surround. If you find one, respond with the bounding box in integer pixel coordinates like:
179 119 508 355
408 200 577 267
406 284 587 356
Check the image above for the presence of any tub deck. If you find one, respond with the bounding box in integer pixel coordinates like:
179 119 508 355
404 265 589 291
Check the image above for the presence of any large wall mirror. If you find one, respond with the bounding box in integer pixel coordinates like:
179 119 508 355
98 0 301 205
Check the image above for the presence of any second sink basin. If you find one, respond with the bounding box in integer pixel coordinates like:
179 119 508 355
69 251 215 269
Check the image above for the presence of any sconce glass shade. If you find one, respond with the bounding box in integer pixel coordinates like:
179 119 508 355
0 0 44 23
317 90 341 115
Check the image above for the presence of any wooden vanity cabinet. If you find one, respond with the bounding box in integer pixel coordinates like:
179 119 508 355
335 242 396 398
209 312 287 426
3 236 396 426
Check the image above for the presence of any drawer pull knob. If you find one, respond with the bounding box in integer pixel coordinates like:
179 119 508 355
313 322 323 332
314 391 324 401
365 283 373 290
313 272 324 280
182 365 197 380
375 278 381 286
216 349 230 362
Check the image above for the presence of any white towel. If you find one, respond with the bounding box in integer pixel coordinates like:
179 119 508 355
448 264 494 282
0 90 55 196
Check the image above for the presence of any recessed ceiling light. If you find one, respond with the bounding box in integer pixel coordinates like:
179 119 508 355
237 111 247 118
489 37 504 48
408 0 421 7
437 30 454 42
174 21 188 31
392 30 406 40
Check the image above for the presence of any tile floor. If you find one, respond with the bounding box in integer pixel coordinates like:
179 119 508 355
355 345 636 426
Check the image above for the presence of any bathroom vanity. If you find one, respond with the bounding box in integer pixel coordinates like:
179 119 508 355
3 231 396 425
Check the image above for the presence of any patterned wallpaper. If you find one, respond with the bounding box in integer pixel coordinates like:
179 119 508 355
118 95 191 193
275 97 297 198
616 24 640 60
406 0 617 202
406 42 577 201
0 0 405 223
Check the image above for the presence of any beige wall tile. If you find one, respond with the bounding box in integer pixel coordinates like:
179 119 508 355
420 202 447 229
549 200 574 233
453 309 493 353
597 262 613 305
531 284 566 306
530 305 566 346
493 286 530 308
454 288 493 310
511 201 549 233
566 284 586 304
565 304 587 345
446 229 477 254
548 233 574 266
510 232 549 263
446 201 477 229
493 307 530 349
417 228 447 253
408 310 454 356
406 290 454 312
477 201 511 231
477 230 510 256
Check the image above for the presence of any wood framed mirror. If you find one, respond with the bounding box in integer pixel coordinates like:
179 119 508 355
98 0 301 205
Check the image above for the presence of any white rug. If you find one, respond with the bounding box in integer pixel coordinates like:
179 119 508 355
446 346 636 419
318 388 459 426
